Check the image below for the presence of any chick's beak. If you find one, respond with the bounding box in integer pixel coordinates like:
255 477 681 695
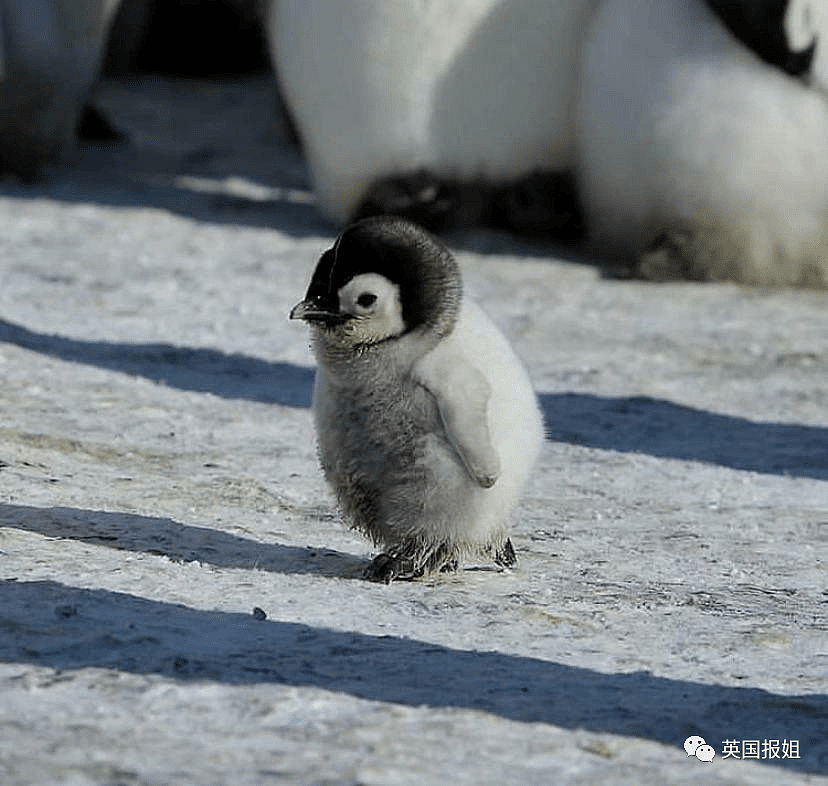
289 298 344 324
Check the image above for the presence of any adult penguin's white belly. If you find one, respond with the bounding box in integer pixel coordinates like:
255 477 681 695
0 0 122 180
267 0 598 226
575 0 828 287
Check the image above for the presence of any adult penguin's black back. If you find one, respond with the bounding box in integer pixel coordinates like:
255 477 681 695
706 0 817 77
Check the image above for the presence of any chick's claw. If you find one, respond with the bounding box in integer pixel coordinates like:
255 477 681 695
363 553 421 584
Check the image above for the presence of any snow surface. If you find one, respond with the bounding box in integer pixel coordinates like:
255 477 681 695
0 76 826 785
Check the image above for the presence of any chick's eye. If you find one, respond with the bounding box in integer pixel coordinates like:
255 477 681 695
356 292 377 308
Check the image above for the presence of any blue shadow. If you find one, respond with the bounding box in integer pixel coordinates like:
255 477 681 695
0 504 363 577
541 392 828 480
3 317 826 479
0 318 314 407
0 578 825 774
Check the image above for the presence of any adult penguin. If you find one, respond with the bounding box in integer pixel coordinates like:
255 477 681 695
266 0 598 237
0 0 122 181
781 0 828 86
575 0 828 287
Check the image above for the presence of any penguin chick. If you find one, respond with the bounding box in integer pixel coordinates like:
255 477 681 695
290 216 544 583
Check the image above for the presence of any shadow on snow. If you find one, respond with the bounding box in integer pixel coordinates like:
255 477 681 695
0 578 825 775
0 504 365 579
539 392 828 481
3 317 827 479
0 318 314 408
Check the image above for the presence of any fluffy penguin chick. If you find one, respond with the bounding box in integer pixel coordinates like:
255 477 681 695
290 217 544 583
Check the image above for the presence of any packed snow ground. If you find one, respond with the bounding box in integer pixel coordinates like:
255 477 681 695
0 77 826 785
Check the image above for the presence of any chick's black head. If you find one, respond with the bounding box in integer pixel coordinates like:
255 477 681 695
291 217 462 338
